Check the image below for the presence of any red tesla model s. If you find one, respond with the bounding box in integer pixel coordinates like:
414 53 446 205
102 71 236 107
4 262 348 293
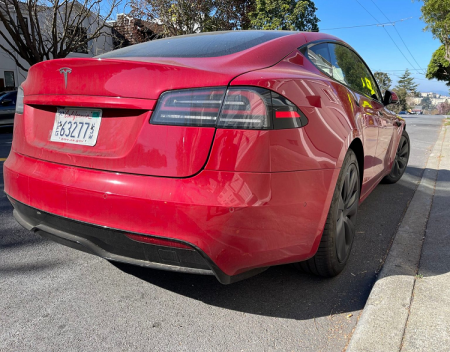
4 31 409 284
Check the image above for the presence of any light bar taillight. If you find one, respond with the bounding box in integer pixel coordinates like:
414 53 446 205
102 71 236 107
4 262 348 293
218 88 271 129
151 86 308 130
275 111 301 118
150 88 226 127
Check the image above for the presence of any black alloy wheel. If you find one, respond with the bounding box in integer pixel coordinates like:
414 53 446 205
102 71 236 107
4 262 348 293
336 163 359 263
295 149 360 277
382 130 410 184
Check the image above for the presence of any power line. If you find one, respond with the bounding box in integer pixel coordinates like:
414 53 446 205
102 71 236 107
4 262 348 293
320 17 412 31
376 69 427 75
377 71 430 82
369 0 426 75
354 0 424 75
374 70 428 81
377 69 427 71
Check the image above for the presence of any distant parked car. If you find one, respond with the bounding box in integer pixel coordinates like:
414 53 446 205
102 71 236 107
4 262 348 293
399 111 407 114
0 90 17 126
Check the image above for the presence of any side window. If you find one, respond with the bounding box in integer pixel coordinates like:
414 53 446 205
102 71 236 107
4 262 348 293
307 43 332 77
328 43 381 101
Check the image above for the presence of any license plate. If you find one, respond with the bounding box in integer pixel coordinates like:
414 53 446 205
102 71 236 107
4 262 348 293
50 108 102 146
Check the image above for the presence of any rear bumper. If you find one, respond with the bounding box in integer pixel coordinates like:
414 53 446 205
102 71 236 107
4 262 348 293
4 151 339 279
10 198 265 284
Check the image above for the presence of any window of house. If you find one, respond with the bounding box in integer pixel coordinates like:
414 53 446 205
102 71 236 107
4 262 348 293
17 17 28 35
4 71 15 89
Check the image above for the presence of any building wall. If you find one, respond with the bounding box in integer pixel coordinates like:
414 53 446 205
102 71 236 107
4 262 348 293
408 95 450 107
0 23 28 89
0 6 114 90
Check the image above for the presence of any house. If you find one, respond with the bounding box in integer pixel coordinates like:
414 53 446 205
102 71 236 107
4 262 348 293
110 14 162 49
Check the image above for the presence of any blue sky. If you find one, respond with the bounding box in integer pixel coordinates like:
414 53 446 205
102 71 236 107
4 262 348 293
315 0 447 94
117 0 444 94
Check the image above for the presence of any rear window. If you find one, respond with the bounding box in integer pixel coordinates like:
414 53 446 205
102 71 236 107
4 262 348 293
98 31 295 59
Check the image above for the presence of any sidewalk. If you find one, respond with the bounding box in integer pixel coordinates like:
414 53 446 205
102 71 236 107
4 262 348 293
347 123 450 352
401 125 450 351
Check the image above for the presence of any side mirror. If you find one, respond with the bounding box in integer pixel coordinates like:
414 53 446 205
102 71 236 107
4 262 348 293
383 90 399 106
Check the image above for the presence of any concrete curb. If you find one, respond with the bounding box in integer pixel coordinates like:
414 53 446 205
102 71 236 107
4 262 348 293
346 124 447 352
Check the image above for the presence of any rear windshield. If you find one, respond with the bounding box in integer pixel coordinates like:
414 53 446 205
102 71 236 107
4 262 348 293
98 31 295 59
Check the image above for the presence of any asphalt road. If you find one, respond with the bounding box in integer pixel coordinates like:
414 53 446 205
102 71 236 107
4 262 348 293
0 115 444 352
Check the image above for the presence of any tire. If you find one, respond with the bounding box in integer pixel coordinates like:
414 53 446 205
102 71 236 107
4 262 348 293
381 130 410 184
295 149 360 277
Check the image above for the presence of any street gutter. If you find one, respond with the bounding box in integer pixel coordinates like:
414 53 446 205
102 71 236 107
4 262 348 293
346 122 447 352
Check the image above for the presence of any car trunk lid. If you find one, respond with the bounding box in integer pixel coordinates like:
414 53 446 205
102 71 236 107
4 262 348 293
14 34 303 177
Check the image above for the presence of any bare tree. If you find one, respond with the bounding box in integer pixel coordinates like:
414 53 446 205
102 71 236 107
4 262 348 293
0 0 122 71
129 0 253 37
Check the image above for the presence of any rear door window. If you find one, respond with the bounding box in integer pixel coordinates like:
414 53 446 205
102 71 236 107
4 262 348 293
307 43 332 76
328 43 381 101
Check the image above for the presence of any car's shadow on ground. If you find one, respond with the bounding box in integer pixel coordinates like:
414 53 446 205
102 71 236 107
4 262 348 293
113 260 373 320
112 166 426 320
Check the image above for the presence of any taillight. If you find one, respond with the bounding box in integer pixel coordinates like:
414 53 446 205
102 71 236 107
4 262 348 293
151 88 226 127
271 91 308 129
218 88 271 129
150 86 308 129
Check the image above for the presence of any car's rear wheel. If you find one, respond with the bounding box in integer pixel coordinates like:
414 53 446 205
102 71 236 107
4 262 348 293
381 130 410 184
295 149 360 277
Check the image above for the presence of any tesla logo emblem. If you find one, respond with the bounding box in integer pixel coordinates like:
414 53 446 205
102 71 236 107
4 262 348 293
59 67 72 88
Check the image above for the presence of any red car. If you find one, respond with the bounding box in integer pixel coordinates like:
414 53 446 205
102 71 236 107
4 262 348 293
4 31 409 284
